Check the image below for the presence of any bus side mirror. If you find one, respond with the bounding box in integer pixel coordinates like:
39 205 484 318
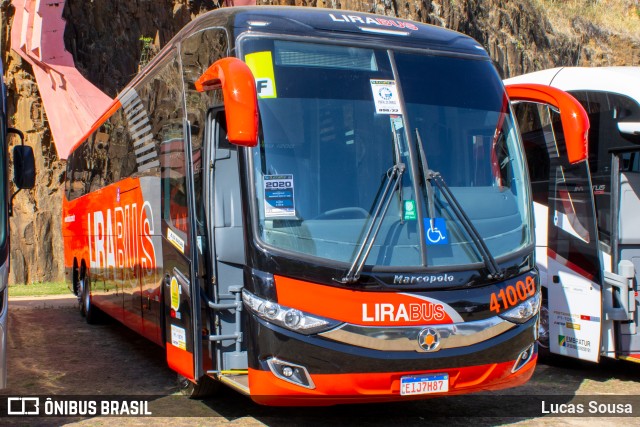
9 128 35 189
618 122 640 136
506 83 589 164
195 57 258 147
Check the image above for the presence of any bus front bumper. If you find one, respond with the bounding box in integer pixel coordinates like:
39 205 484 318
245 314 538 406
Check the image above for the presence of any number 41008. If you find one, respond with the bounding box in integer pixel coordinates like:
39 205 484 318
489 276 536 313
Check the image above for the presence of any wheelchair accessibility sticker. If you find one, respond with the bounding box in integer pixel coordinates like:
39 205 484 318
423 218 449 245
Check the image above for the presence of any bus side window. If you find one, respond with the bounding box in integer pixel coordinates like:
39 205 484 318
67 143 91 201
170 178 189 234
88 134 109 193
65 152 74 199
108 112 135 184
568 90 640 247
514 102 551 205
213 110 230 158
161 122 188 235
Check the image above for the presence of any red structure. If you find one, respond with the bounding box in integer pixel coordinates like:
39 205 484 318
10 0 112 159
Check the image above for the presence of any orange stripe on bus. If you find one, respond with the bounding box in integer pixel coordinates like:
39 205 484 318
166 343 195 381
247 355 536 406
274 275 455 326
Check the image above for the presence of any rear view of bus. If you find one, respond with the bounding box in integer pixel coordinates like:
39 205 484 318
62 7 588 405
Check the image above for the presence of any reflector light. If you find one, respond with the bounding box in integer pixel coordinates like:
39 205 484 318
242 289 340 335
358 27 410 36
267 358 315 389
284 309 302 328
499 292 541 324
512 343 535 373
247 20 271 27
264 302 279 319
282 366 294 377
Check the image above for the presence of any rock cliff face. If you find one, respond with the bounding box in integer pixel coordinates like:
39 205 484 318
62 0 197 97
2 1 66 284
1 0 639 284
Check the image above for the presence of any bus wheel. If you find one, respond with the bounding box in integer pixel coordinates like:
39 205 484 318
536 296 554 361
177 374 220 399
72 261 80 296
78 276 86 317
81 275 100 325
538 299 549 350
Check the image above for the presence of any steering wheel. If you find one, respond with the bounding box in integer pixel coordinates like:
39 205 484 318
314 207 369 220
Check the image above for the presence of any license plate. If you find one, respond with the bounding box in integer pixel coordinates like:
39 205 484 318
400 373 449 396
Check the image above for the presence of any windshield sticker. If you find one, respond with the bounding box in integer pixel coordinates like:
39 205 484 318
371 80 401 114
403 200 417 221
264 174 295 218
170 325 187 350
167 228 185 253
424 218 449 245
390 115 404 130
245 51 278 99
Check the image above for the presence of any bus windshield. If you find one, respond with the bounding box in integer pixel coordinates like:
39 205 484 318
244 38 531 270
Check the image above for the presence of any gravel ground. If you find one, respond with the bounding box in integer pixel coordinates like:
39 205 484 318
1 296 638 426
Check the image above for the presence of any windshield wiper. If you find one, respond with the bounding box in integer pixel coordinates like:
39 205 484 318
414 128 502 279
336 119 407 284
336 162 405 284
415 129 437 224
427 170 503 280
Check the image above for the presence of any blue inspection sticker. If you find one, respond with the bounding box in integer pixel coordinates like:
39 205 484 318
424 218 449 245
264 174 295 218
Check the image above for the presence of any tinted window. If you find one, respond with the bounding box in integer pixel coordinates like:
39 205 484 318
569 90 640 246
245 38 532 269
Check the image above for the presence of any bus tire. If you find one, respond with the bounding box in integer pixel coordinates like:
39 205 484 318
72 260 80 296
537 297 550 352
177 374 220 399
81 274 101 325
78 271 86 317
537 292 561 364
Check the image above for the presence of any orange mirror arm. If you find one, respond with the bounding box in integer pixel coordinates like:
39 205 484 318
195 57 258 147
506 83 589 164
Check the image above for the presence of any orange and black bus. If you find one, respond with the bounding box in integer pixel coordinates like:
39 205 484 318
62 6 588 404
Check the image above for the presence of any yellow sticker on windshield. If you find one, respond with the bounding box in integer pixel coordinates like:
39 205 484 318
245 51 278 99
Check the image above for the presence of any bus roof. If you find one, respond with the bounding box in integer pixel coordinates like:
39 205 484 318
505 66 640 102
177 6 488 59
74 7 491 157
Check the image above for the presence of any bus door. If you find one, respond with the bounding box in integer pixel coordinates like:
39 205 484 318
160 121 202 382
189 54 257 392
609 148 640 361
202 108 247 382
507 84 604 362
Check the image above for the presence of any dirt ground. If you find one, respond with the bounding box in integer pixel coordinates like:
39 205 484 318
1 296 639 426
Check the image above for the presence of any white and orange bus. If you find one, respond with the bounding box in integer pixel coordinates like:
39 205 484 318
0 57 35 388
62 7 588 404
508 67 640 364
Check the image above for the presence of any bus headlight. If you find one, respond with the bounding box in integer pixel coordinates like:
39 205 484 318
499 292 541 324
242 289 340 335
